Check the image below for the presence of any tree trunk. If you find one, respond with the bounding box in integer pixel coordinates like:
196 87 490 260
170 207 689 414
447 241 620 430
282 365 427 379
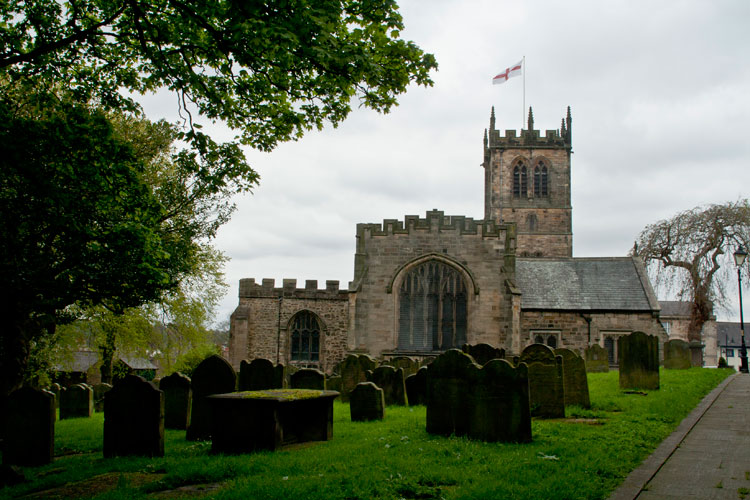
0 318 38 439
98 323 117 385
687 288 713 367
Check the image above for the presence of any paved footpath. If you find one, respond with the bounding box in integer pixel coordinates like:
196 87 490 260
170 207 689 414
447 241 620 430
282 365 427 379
609 372 750 500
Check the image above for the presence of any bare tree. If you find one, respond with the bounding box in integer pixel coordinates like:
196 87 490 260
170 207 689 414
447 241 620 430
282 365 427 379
633 199 750 366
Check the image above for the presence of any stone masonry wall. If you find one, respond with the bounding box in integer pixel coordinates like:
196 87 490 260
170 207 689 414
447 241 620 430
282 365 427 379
229 279 349 373
352 210 517 357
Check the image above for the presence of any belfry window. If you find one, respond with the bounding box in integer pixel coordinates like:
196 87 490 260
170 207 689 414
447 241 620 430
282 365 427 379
534 164 548 197
398 261 468 352
513 164 528 198
290 311 320 362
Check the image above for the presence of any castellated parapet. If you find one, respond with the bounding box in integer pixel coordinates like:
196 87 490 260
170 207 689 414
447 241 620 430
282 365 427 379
238 278 348 300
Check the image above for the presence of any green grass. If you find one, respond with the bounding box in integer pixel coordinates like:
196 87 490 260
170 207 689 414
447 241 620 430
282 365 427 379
1 368 732 500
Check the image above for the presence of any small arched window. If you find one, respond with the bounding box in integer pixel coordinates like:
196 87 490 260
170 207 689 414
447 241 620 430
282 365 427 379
290 311 320 362
534 335 544 344
513 163 528 198
547 335 557 349
534 164 548 197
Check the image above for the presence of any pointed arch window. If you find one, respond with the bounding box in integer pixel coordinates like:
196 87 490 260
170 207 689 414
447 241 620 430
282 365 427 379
534 163 548 197
398 261 467 352
513 163 528 198
290 311 320 362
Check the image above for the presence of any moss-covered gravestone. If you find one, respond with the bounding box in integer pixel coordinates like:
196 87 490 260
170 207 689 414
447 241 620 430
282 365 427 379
238 358 285 391
619 331 660 389
326 375 342 393
350 382 385 421
59 383 93 419
383 356 420 377
405 366 428 406
554 348 590 409
519 344 565 418
159 372 192 430
93 383 112 412
462 343 506 366
104 375 164 457
290 368 326 390
186 355 236 441
2 387 55 466
366 366 408 406
584 345 609 373
338 354 378 402
663 339 691 370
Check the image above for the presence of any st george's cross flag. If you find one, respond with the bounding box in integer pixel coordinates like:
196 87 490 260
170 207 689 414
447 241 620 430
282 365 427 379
492 60 523 85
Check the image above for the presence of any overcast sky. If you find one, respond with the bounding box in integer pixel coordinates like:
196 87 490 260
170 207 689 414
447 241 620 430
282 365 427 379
139 0 750 325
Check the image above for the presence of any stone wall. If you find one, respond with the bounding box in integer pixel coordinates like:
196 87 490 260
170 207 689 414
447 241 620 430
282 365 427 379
229 279 350 373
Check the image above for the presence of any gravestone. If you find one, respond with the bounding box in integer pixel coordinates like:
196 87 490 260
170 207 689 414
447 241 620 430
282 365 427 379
619 331 660 390
366 366 408 406
405 366 428 406
93 383 113 412
349 382 385 421
59 383 93 419
663 339 691 370
338 354 378 401
383 356 420 377
49 383 62 409
554 348 591 409
2 387 55 466
326 375 342 393
426 349 531 442
238 358 285 391
104 375 164 457
186 355 237 441
519 344 565 418
159 372 192 430
584 345 610 373
462 343 506 366
290 368 326 390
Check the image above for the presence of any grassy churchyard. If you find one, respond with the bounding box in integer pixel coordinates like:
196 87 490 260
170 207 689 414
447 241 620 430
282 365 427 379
1 368 732 500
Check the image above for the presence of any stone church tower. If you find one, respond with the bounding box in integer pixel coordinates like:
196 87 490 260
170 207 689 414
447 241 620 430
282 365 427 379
483 107 572 257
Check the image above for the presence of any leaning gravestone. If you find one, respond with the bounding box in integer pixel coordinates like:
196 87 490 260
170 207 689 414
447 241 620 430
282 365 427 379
462 343 506 366
350 382 385 421
519 344 565 418
2 387 55 466
338 354 379 401
186 355 236 441
619 331 660 390
584 345 610 373
92 383 113 412
238 358 285 391
290 368 326 390
426 349 531 442
159 372 192 430
366 366 408 406
383 356 420 377
59 383 93 419
554 348 591 409
405 366 428 406
663 339 691 370
104 375 164 457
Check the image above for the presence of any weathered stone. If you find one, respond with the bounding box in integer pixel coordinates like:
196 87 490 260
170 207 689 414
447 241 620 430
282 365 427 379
238 358 285 391
382 356 420 377
290 368 326 390
326 375 342 393
2 387 55 466
366 366 408 406
92 383 112 412
104 375 164 458
663 339 691 370
59 383 93 419
584 344 609 373
350 382 385 421
186 355 237 441
520 344 565 418
405 366 428 406
159 372 192 430
48 383 62 409
462 343 505 366
619 331 660 390
554 348 590 409
338 354 378 401
426 349 475 436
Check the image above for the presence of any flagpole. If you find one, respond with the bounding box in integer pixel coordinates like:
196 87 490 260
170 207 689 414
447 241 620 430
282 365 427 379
522 55 526 129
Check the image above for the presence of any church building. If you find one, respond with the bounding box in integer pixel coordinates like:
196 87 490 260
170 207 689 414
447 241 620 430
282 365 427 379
228 108 666 371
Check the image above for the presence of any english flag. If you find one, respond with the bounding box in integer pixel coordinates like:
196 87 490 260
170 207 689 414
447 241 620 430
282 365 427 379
492 60 523 85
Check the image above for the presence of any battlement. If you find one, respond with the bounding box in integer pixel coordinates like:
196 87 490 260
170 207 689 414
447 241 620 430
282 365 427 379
356 209 510 239
238 278 349 300
484 106 572 151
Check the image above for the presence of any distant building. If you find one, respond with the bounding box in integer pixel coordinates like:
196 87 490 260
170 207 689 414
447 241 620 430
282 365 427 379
716 322 746 371
658 301 718 368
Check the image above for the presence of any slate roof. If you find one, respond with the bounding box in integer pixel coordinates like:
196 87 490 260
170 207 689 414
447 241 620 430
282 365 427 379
55 350 98 373
716 322 745 346
659 301 693 317
118 355 158 370
515 257 659 312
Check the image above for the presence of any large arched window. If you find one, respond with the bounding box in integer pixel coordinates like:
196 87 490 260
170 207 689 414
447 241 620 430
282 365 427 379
513 164 528 198
290 311 320 362
534 163 548 197
398 261 467 352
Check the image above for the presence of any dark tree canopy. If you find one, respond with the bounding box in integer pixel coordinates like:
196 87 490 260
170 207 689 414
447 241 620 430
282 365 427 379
634 199 750 364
